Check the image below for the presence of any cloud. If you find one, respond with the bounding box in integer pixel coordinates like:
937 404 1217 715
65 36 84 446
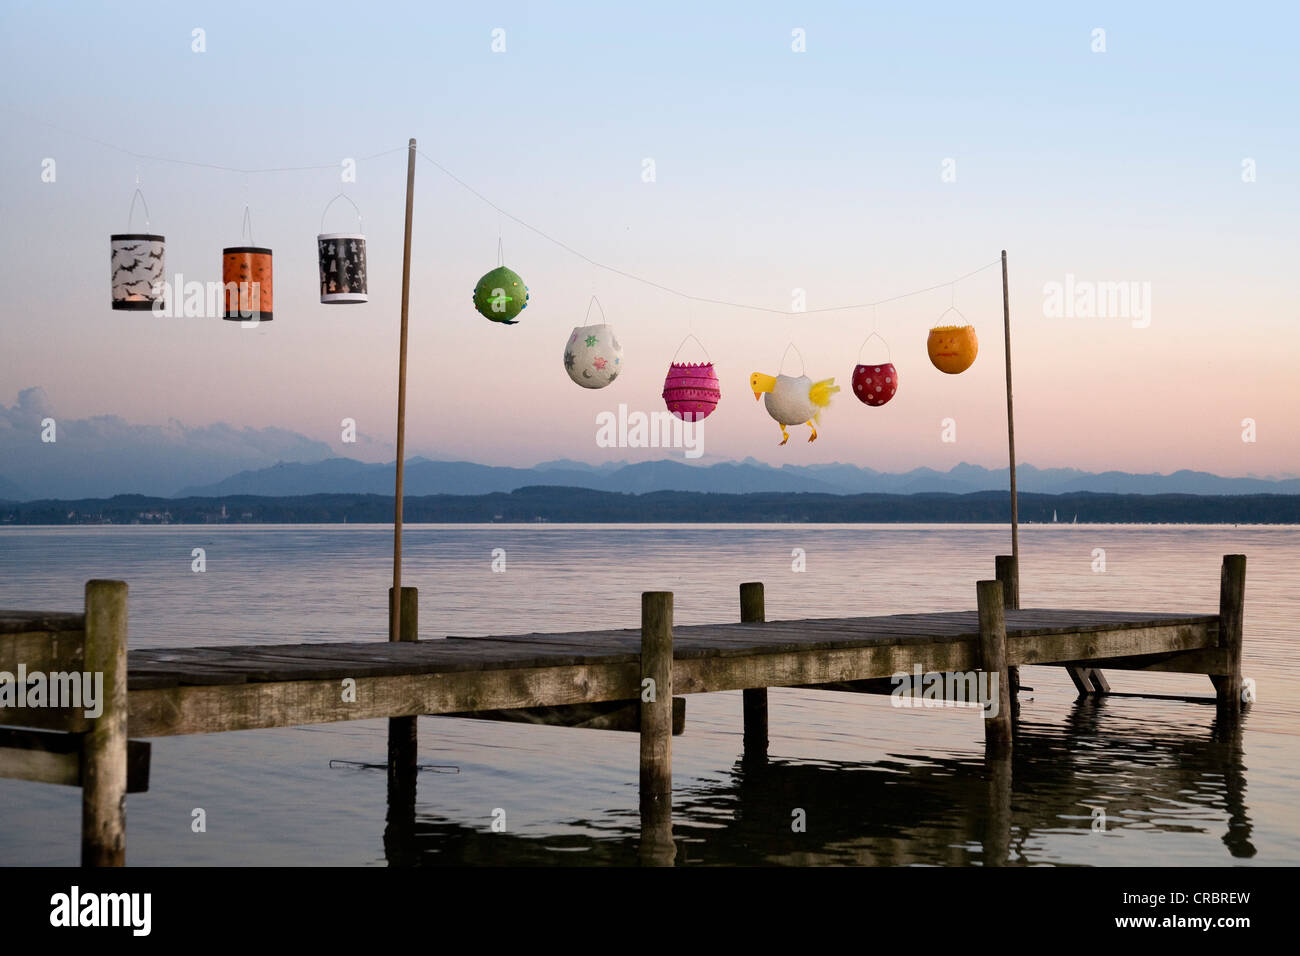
0 387 337 499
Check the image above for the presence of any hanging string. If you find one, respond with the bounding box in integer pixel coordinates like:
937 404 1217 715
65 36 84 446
8 109 1002 319
415 150 998 316
497 236 504 267
240 205 255 246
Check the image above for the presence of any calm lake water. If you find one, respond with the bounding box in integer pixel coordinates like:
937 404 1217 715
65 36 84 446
1 523 1296 866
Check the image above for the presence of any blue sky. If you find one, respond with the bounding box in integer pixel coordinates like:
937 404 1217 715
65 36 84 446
1 0 1296 478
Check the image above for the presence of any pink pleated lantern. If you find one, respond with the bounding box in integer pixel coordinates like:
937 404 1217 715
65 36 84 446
662 361 721 421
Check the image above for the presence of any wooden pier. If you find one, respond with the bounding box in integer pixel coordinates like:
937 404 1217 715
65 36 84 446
0 554 1247 865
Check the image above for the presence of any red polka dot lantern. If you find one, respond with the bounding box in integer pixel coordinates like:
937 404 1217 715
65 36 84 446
662 361 722 421
852 331 898 406
852 362 898 406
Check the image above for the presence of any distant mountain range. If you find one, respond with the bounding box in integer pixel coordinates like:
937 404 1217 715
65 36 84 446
121 457 1300 500
4 454 1299 504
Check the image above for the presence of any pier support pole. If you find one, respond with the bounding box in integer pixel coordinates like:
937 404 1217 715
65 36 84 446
995 555 1021 720
82 580 127 867
976 580 1013 752
639 592 674 866
1212 554 1246 717
387 587 419 789
739 582 768 762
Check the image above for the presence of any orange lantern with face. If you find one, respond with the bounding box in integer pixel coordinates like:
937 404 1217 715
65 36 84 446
927 324 978 374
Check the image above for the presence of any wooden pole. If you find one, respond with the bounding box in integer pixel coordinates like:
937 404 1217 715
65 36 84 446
994 555 1020 718
82 580 127 867
975 579 1013 751
739 582 768 760
1214 554 1246 716
1001 250 1019 603
639 592 673 801
387 586 419 790
391 137 417 643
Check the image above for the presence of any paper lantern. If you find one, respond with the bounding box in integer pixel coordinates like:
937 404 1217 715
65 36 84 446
927 324 978 374
565 323 622 389
663 362 721 420
318 234 367 303
110 234 165 310
852 363 898 406
222 246 274 322
474 266 528 324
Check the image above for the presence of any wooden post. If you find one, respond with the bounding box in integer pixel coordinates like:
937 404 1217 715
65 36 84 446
976 580 1013 751
639 592 673 801
739 582 768 759
387 586 419 791
1213 554 1246 715
390 137 417 643
1001 250 1019 577
81 580 127 867
995 555 1020 718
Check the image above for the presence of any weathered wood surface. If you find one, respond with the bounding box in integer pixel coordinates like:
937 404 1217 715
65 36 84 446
0 727 150 792
976 580 1013 748
443 696 686 734
1 606 1220 739
81 580 128 867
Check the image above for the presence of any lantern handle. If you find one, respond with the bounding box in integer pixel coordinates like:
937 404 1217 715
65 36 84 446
935 305 967 326
320 193 363 235
584 295 607 325
778 341 806 377
240 205 256 246
671 333 712 365
126 188 152 231
857 331 892 364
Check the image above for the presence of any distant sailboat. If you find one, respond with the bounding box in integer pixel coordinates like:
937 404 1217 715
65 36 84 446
1052 510 1058 523
1072 514 1078 524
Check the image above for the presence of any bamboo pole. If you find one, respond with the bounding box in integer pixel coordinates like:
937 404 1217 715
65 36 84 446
1001 250 1019 606
391 138 417 642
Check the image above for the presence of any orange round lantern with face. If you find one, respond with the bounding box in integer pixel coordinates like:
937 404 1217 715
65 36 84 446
927 323 978 374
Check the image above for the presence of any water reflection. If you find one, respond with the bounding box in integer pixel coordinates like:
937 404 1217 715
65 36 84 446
383 697 1253 866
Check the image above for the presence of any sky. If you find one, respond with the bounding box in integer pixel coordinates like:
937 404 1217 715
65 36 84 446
1 0 1297 479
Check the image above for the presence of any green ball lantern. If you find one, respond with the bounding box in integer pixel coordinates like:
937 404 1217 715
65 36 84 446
473 265 529 324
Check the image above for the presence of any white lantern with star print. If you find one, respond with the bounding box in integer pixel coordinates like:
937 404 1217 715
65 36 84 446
564 323 622 389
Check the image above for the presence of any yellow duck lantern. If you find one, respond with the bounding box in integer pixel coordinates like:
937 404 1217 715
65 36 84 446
751 344 841 445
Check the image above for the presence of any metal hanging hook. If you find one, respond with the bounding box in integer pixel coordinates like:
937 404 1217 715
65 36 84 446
671 332 712 365
857 330 892 364
584 295 607 325
126 188 152 231
319 193 363 234
778 341 806 377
